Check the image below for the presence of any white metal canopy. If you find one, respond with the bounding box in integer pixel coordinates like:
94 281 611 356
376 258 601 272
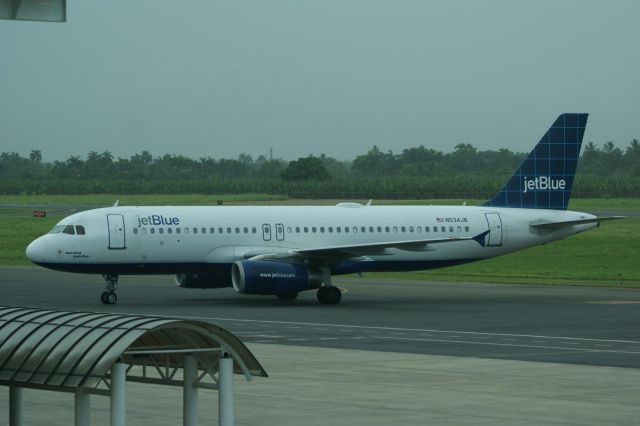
0 306 267 393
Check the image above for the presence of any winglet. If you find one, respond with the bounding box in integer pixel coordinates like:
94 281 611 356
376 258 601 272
472 230 491 247
113 200 119 207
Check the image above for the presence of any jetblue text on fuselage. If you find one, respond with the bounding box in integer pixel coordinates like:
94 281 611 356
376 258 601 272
137 214 180 226
523 176 566 194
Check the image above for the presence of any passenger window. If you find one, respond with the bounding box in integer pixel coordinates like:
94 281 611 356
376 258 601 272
312 227 317 233
465 226 469 232
417 226 422 233
449 226 453 232
401 226 406 233
151 228 156 235
210 227 215 234
409 226 414 233
336 227 341 233
296 227 300 233
76 225 86 235
385 226 390 233
63 225 75 235
227 227 232 234
304 227 308 233
176 228 181 234
235 227 240 234
133 228 138 234
219 227 224 234
433 227 437 232
345 227 349 233
193 228 198 234
320 227 325 233
361 227 366 233
287 227 292 234
159 228 164 234
393 226 398 233
202 227 206 234
328 226 333 233
457 226 462 232
168 228 173 234
441 226 446 232
244 227 249 234
184 228 190 234
252 227 257 234
142 228 147 235
376 226 381 233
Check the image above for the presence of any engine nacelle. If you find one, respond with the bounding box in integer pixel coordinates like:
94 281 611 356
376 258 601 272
232 260 322 295
174 272 232 289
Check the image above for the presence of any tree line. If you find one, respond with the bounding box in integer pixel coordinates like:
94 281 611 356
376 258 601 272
1 140 638 198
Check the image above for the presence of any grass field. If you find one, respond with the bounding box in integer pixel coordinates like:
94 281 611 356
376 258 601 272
1 195 638 287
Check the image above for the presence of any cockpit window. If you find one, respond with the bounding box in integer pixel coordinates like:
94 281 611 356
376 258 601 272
76 225 86 235
63 225 75 235
48 225 65 234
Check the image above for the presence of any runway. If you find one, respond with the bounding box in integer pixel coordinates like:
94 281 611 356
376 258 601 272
3 266 640 368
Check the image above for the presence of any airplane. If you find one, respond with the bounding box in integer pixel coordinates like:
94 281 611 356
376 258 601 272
26 113 621 305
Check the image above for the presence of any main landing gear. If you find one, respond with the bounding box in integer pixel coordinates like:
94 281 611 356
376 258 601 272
101 274 118 305
315 267 342 305
316 285 342 305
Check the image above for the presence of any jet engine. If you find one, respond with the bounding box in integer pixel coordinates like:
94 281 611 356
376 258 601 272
174 272 232 289
231 260 322 295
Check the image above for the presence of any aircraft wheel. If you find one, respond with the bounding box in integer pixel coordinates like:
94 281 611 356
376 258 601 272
276 292 298 301
101 291 117 305
317 286 342 305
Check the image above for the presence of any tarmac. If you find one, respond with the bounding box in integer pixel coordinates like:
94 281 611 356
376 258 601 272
2 267 640 425
2 343 640 425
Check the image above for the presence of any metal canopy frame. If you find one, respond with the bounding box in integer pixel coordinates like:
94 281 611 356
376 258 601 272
0 306 267 425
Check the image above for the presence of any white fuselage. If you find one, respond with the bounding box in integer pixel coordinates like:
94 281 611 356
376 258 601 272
26 204 597 275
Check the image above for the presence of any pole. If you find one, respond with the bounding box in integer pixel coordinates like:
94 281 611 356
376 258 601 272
9 386 22 426
218 353 234 426
110 362 127 426
75 388 91 426
183 355 198 426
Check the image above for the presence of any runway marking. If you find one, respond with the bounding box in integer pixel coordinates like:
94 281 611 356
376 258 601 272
588 301 640 305
372 336 640 355
179 315 640 345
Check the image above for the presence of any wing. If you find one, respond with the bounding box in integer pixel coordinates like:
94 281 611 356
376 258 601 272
242 231 490 262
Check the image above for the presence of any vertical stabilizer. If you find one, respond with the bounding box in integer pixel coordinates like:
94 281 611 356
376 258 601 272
482 113 588 210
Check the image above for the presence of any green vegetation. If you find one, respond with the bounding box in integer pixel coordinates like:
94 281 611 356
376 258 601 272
0 193 288 206
2 195 638 287
2 140 639 198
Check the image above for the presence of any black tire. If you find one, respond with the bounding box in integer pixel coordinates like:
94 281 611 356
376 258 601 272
317 286 342 305
106 292 118 305
100 291 110 305
276 292 299 301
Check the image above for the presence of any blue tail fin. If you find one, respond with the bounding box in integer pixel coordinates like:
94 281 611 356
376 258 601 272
482 113 588 210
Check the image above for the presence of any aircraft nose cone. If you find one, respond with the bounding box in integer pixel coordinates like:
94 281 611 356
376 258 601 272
26 238 46 262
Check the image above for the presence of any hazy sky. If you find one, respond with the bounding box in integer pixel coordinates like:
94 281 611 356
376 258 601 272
1 0 638 162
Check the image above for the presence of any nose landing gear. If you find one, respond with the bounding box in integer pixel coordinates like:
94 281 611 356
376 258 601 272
101 274 119 305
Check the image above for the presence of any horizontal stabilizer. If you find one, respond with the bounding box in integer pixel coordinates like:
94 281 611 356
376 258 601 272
529 216 624 228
